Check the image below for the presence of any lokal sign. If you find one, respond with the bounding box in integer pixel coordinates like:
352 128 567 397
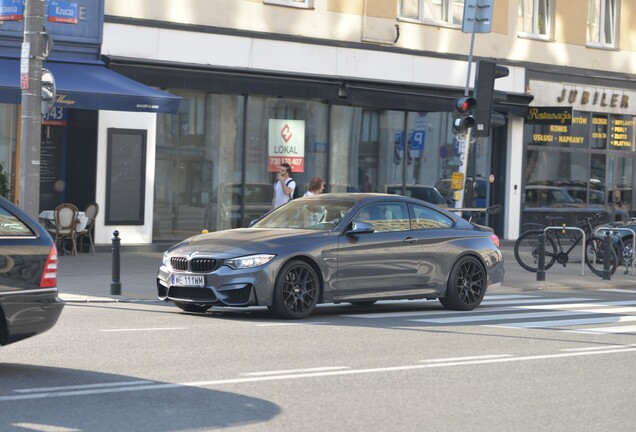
268 119 305 172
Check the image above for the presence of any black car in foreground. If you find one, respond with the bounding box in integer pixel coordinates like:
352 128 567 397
158 193 504 319
0 197 64 345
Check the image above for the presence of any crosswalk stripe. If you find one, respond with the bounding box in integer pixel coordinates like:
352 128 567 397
564 325 636 334
411 310 597 324
487 315 636 329
481 297 595 306
343 297 595 319
520 300 636 310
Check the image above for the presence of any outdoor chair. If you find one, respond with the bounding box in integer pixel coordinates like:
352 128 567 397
48 203 79 256
77 202 99 254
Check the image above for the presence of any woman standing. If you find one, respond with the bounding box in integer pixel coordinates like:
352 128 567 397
303 177 325 197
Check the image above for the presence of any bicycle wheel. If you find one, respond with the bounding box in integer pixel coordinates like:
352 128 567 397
584 236 620 277
514 229 558 272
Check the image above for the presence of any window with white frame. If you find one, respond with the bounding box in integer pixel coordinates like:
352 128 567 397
518 0 551 38
263 0 314 9
399 0 465 27
587 0 618 47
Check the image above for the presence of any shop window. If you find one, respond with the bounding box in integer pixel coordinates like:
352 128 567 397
399 0 465 27
587 0 617 48
263 0 314 9
518 0 552 39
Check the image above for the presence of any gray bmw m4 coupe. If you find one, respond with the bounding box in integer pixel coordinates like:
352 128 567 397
157 193 504 319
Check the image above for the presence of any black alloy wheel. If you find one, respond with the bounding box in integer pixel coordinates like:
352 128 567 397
272 260 320 319
174 302 211 313
439 256 486 311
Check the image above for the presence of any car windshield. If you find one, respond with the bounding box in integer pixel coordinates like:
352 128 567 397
252 197 355 230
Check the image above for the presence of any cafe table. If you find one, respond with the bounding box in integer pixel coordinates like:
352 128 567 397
38 210 89 232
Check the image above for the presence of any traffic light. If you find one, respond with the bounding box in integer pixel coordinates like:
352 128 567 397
473 61 509 137
452 95 476 134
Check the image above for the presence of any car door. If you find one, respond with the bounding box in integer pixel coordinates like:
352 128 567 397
335 201 422 299
408 202 459 290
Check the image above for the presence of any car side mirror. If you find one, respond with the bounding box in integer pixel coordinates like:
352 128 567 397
347 221 374 234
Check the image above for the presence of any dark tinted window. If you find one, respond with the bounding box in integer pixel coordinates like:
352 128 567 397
353 202 410 232
411 204 453 229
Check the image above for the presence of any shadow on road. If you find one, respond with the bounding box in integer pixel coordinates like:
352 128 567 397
0 364 280 431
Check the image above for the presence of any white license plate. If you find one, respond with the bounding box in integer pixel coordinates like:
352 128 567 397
171 275 205 287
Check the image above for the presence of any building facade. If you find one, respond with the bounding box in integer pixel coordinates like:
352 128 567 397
2 0 635 245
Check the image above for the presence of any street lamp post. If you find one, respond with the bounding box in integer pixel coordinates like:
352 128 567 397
18 0 46 217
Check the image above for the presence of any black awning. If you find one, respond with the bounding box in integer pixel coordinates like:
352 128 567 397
104 57 534 114
0 58 180 113
342 83 454 112
106 60 342 101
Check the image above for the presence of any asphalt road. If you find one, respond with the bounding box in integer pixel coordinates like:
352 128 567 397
2 289 636 431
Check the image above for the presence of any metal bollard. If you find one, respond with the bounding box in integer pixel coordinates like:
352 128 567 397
602 231 611 281
536 231 546 281
111 230 122 295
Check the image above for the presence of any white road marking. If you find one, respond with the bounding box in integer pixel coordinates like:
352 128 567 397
520 300 636 310
11 423 80 432
600 289 636 294
253 322 328 327
420 354 512 363
565 325 636 334
480 297 595 306
2 347 635 402
412 310 597 324
561 344 636 352
14 381 152 393
343 298 595 319
100 327 187 332
487 315 636 329
241 366 350 376
413 305 636 324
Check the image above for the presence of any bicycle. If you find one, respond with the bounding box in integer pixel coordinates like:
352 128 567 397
597 218 636 275
514 212 619 277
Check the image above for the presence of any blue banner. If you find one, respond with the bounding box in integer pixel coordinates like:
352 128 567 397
0 0 23 21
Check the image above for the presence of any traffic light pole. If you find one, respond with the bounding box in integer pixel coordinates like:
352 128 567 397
18 0 45 217
455 4 478 211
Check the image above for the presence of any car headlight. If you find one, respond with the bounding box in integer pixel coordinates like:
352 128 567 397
162 253 170 267
225 254 275 269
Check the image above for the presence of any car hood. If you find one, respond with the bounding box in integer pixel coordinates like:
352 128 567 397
166 228 327 257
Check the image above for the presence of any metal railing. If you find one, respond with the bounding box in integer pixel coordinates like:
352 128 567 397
537 226 586 281
594 226 636 276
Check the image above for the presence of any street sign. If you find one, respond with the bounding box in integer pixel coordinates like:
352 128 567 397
462 0 494 34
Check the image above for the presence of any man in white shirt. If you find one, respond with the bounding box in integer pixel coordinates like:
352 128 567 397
272 163 296 209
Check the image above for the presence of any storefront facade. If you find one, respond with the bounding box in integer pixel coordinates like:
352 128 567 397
0 0 179 246
521 76 636 229
102 19 531 242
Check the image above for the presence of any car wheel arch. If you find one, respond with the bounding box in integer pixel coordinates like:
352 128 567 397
277 254 325 303
440 253 488 310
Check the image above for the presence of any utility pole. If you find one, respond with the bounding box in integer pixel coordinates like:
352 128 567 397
454 0 495 210
19 0 46 217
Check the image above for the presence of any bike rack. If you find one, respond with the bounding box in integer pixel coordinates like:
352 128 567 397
543 226 586 276
594 226 636 276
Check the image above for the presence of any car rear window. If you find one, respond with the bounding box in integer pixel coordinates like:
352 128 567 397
0 207 34 236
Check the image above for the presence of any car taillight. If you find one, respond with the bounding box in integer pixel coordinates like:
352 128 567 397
491 233 500 248
40 245 58 288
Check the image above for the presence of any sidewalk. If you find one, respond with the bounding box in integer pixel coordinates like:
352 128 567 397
56 243 636 303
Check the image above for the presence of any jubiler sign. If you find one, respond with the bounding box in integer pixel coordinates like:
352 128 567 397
268 119 305 172
529 80 636 115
